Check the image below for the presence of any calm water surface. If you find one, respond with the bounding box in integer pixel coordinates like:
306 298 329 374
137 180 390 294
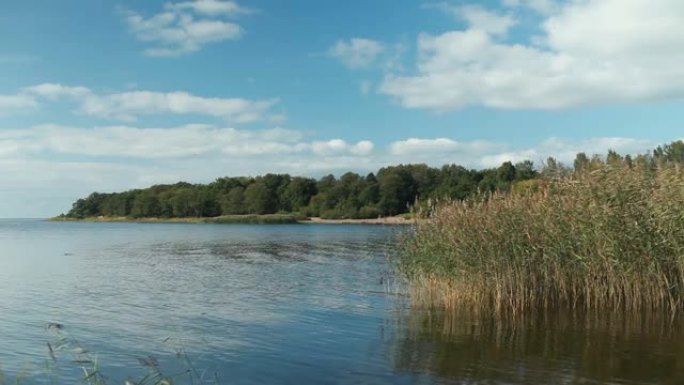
1 219 683 384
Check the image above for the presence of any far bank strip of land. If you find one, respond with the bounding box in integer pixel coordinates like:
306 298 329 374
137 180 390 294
49 215 415 225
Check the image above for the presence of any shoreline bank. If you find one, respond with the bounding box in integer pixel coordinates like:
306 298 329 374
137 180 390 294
48 215 415 225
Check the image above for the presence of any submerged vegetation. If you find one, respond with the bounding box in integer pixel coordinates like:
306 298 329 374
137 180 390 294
0 323 217 385
398 140 684 315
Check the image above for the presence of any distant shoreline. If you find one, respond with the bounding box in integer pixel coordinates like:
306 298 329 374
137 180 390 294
48 215 415 225
301 216 414 225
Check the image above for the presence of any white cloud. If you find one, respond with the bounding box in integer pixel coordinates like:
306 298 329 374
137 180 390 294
23 84 91 99
21 83 279 123
0 124 373 160
478 137 657 168
459 5 516 36
124 0 249 57
387 136 658 169
387 137 506 167
502 0 557 14
390 137 497 156
166 0 251 16
0 95 38 113
328 38 386 69
351 140 375 155
381 0 684 110
77 90 277 122
429 3 516 36
311 139 374 156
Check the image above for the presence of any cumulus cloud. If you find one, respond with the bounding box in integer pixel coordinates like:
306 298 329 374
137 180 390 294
390 137 498 156
311 139 375 156
20 83 279 123
387 137 506 166
428 3 516 36
123 0 249 57
381 0 684 110
328 38 386 69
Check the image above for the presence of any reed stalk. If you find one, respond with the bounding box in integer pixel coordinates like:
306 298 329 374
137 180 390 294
398 161 684 315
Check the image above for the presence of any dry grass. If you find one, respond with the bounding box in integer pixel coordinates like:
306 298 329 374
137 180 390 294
398 161 684 315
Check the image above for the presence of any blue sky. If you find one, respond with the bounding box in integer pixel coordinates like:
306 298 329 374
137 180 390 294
1 0 683 217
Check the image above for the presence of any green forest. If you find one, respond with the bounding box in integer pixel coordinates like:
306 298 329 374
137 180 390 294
63 141 684 220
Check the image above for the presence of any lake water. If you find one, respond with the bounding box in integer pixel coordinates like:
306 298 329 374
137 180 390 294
1 219 684 384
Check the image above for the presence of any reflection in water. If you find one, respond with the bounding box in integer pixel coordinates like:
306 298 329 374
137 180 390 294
393 310 684 384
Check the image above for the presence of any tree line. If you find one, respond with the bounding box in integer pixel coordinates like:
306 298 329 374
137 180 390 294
64 140 684 220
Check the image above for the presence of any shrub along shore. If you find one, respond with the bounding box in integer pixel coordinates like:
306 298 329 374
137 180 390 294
398 141 684 315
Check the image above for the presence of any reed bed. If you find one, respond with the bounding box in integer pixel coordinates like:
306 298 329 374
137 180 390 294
398 162 684 315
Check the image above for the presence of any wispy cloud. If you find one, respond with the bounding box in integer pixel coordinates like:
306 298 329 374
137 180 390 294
426 3 517 36
166 0 252 16
0 124 372 160
328 38 386 69
501 0 558 15
123 0 251 57
0 94 38 114
19 83 280 123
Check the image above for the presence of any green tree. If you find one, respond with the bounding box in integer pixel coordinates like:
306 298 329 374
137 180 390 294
244 181 277 214
221 187 246 215
282 177 317 212
378 167 415 215
131 191 161 217
514 160 536 180
359 173 380 207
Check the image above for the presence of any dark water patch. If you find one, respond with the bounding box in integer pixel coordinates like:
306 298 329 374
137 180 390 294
393 309 684 384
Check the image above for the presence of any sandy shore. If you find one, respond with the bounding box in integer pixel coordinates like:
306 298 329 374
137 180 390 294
300 216 415 225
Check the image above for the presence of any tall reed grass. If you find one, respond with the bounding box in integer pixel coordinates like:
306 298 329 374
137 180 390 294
398 161 684 315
